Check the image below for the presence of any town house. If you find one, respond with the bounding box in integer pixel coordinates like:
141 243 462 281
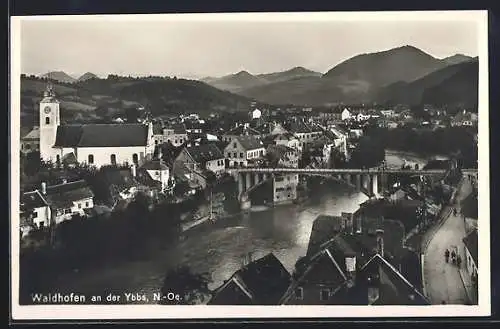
222 123 262 143
21 180 95 229
21 127 40 154
281 214 429 305
463 229 478 285
21 189 51 232
173 143 225 189
224 135 266 168
288 120 323 149
163 123 188 147
209 253 292 305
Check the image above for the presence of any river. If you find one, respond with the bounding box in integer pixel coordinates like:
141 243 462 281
47 150 433 303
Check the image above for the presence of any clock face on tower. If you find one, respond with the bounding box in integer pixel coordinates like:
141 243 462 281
44 106 51 114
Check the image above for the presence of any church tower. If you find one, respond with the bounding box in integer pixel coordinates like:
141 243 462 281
39 83 60 163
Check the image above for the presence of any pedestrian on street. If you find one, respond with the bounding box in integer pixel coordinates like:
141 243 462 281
445 249 450 262
457 255 462 268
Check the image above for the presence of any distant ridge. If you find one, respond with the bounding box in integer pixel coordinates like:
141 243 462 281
77 72 99 82
236 45 477 107
41 71 77 84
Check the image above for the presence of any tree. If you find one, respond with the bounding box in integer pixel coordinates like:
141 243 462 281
24 151 41 176
348 136 385 168
174 180 191 197
159 265 211 305
125 107 140 123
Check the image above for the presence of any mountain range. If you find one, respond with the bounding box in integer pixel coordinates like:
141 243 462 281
201 67 322 93
229 46 476 107
29 45 477 116
40 71 99 83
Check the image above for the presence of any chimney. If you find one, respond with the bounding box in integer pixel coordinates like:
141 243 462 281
367 286 380 305
376 229 384 258
41 182 47 195
345 253 357 287
342 212 354 234
131 164 137 178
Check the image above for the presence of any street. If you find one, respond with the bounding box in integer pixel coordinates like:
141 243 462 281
423 176 474 304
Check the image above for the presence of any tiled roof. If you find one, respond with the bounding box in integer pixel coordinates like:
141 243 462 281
22 127 40 140
360 254 430 305
185 144 224 164
45 180 94 209
288 121 321 134
226 124 261 136
306 215 343 257
266 144 296 160
208 279 253 305
54 124 149 147
209 253 292 305
295 247 348 289
21 190 48 209
153 123 163 135
463 229 478 266
235 135 264 151
141 159 169 171
166 123 187 135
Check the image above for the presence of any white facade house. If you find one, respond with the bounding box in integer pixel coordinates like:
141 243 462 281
163 124 188 147
21 127 40 154
274 133 302 153
44 180 95 224
21 190 51 230
141 160 170 191
463 229 478 283
273 174 299 204
38 85 155 168
173 143 225 189
341 108 352 121
224 136 266 168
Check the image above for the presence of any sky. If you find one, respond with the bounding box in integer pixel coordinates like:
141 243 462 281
18 13 480 79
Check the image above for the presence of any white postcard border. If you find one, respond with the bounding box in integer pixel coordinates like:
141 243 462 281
10 10 491 320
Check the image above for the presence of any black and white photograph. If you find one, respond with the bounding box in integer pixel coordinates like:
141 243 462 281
10 11 490 320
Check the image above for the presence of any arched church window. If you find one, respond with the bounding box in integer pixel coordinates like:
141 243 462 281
110 154 117 165
88 154 94 164
132 153 139 165
45 117 50 125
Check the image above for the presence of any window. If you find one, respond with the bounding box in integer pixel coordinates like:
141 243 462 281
155 140 158 145
45 117 50 125
88 154 94 164
295 287 303 300
240 161 244 167
33 211 38 218
85 202 89 207
240 152 244 158
227 153 231 158
233 152 237 158
233 142 237 148
320 289 329 301
56 154 60 163
78 203 82 209
110 154 117 165
132 153 139 165
64 209 71 214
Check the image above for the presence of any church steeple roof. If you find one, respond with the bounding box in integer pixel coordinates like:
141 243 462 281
41 82 59 103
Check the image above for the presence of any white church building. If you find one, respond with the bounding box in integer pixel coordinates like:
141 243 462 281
38 84 155 168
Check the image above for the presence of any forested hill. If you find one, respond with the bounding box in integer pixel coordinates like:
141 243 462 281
20 75 253 128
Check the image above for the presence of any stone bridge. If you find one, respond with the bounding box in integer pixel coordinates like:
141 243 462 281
227 167 478 203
